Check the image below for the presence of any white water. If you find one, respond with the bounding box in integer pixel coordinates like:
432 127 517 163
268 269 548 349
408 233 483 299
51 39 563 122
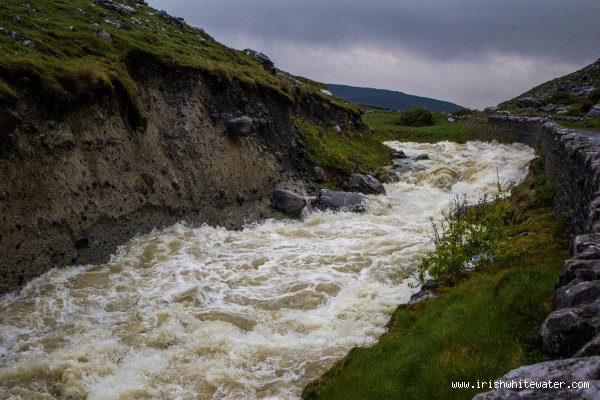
0 141 534 400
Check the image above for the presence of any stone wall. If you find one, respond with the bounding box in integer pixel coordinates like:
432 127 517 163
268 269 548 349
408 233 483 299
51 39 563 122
488 116 600 236
474 117 600 399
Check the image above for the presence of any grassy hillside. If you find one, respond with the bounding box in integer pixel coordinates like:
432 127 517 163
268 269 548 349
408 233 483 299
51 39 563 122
499 57 600 117
0 0 358 112
327 83 463 112
303 156 570 400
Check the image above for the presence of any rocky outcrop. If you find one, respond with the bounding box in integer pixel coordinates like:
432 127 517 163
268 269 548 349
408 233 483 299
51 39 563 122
312 189 366 213
0 52 361 294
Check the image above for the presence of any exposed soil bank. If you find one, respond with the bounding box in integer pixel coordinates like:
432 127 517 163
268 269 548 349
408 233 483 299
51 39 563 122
0 53 361 294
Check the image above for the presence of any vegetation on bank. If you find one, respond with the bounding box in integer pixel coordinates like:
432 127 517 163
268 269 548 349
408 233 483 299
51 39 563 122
396 107 434 127
557 118 600 130
364 110 495 143
303 156 570 400
0 0 359 114
295 117 391 175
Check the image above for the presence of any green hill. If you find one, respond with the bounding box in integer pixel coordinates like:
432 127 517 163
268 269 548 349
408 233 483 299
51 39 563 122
326 83 463 112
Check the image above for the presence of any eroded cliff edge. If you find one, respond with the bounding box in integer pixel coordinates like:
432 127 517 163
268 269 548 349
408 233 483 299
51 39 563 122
0 49 363 294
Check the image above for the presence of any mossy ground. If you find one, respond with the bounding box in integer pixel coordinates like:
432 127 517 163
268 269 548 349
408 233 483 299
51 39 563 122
365 110 494 143
303 156 570 400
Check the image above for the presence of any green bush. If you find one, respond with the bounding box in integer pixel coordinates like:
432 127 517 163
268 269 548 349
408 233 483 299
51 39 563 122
418 188 509 281
396 107 434 127
549 91 574 105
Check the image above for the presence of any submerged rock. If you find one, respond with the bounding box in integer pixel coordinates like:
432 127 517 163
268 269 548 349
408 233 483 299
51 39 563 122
391 149 407 159
414 154 430 161
312 189 366 213
347 173 385 195
271 189 306 217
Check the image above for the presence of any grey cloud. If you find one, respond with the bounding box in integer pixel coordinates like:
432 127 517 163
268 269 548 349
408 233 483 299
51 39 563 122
150 0 600 62
148 0 600 108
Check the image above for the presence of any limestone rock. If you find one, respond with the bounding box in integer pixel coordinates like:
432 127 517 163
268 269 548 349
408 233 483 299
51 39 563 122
574 234 600 256
557 259 600 288
313 167 325 183
588 105 600 118
391 149 407 159
553 280 600 310
516 97 542 109
271 189 306 217
226 116 253 136
540 300 600 358
409 290 437 305
473 356 600 400
98 30 112 42
312 189 366 213
347 173 385 195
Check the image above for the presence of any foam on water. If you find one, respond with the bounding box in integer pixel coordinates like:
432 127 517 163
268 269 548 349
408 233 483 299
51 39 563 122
0 141 535 399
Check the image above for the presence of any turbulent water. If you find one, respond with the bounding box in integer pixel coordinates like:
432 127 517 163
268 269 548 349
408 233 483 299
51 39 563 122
0 141 534 400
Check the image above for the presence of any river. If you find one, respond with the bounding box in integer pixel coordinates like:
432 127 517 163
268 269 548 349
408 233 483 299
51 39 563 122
0 140 534 399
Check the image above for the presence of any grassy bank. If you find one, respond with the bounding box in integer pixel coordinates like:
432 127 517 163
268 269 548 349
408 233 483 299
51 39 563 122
295 118 392 175
557 119 600 131
303 156 570 400
0 0 359 113
364 110 494 143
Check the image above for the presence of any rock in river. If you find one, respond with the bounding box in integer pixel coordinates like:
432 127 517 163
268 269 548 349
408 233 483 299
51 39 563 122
271 189 306 217
312 189 366 213
347 173 385 195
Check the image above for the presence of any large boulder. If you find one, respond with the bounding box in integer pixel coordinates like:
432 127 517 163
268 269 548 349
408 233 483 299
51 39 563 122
557 259 600 288
473 356 600 400
226 116 253 136
313 167 325 183
271 189 306 217
516 97 542 109
347 173 385 195
243 49 275 73
553 280 600 310
312 189 366 213
391 149 407 159
539 300 600 358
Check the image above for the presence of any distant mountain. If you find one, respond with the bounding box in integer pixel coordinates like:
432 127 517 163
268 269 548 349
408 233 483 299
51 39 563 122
326 84 464 112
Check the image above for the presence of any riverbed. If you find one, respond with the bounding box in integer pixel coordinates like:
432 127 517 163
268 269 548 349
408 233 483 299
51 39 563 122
0 140 535 399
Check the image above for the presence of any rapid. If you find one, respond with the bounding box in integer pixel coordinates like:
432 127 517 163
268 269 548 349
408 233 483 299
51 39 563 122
0 141 535 399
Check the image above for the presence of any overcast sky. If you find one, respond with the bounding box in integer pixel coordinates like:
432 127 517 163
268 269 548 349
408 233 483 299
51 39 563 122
149 0 600 109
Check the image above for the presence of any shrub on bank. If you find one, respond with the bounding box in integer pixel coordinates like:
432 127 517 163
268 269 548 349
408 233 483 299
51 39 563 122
396 107 434 127
418 187 509 281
